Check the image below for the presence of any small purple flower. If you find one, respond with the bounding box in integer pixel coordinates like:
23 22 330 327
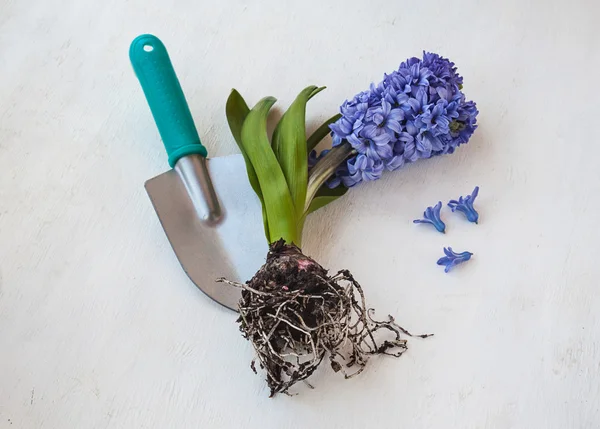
421 52 463 92
345 154 384 186
413 201 446 233
324 161 351 189
437 247 473 273
366 100 404 136
401 86 429 118
451 101 479 145
399 61 432 95
330 90 375 147
435 87 461 118
448 186 480 223
398 131 418 163
348 132 393 161
329 116 355 146
420 101 451 137
385 140 407 171
382 84 410 106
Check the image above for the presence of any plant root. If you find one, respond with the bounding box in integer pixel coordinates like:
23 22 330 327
218 239 431 397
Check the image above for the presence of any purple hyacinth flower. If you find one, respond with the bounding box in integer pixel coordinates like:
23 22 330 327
366 100 404 135
399 62 432 96
421 101 452 137
435 88 461 119
383 84 410 107
416 130 442 158
344 154 384 186
385 139 408 171
413 201 446 233
401 86 429 118
327 51 478 188
329 116 354 142
452 101 479 145
437 247 473 273
448 186 480 223
384 71 412 95
348 133 394 161
324 161 351 189
422 52 463 91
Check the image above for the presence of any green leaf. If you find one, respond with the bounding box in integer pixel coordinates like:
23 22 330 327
240 96 299 245
306 113 342 153
272 86 325 153
225 89 270 240
306 185 348 215
272 86 325 219
308 86 326 100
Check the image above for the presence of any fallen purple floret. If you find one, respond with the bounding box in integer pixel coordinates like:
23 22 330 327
448 186 479 223
437 247 473 273
413 201 446 233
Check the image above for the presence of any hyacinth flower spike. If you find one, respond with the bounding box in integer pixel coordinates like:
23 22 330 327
448 186 480 224
413 201 446 233
437 247 473 273
326 52 479 189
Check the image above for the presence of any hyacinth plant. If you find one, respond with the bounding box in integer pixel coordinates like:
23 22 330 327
222 52 478 396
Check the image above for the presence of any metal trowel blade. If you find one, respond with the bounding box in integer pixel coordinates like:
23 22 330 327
145 154 268 311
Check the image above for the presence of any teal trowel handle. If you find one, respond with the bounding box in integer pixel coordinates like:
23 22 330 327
129 34 207 167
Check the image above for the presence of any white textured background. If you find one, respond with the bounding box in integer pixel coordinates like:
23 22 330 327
1 0 599 428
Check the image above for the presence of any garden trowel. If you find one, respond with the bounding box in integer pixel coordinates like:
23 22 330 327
129 34 267 311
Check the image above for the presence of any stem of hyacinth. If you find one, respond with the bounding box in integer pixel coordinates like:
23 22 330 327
304 142 355 213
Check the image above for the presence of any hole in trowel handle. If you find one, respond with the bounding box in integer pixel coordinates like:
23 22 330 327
143 44 154 52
